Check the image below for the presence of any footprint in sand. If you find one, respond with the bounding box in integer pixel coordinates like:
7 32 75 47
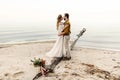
4 73 11 77
114 66 120 69
12 71 24 78
117 62 120 64
0 73 11 80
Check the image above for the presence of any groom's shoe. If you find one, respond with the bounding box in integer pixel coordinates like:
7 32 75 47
62 57 71 60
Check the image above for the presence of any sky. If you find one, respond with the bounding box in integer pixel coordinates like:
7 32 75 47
0 0 120 29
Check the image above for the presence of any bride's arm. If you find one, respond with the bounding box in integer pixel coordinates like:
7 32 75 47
58 24 69 36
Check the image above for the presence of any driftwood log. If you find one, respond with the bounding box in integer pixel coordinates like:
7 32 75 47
70 28 86 50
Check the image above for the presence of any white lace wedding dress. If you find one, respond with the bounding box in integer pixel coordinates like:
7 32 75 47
46 22 65 58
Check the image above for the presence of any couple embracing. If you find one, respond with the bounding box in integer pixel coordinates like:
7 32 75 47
46 13 71 60
32 13 71 78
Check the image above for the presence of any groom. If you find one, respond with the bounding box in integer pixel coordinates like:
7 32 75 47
59 13 71 60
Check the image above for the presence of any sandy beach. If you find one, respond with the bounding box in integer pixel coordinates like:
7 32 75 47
0 41 120 80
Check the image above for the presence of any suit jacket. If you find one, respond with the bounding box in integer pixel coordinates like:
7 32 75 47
62 20 71 35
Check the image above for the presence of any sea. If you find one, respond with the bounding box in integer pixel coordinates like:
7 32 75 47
0 26 120 51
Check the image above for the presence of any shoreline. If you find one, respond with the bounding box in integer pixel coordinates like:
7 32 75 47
0 40 120 52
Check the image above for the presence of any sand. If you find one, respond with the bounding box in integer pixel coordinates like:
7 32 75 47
0 41 120 80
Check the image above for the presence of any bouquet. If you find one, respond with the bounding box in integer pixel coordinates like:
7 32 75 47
31 58 46 76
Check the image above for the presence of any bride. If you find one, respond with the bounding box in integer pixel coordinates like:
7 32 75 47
32 15 67 77
32 15 66 77
46 14 65 58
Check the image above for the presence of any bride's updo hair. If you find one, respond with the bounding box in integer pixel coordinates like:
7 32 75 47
56 14 62 30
